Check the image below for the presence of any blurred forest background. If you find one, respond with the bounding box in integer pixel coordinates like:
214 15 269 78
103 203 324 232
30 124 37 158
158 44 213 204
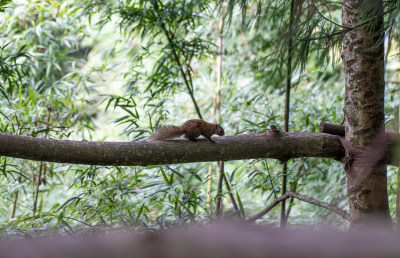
0 0 398 236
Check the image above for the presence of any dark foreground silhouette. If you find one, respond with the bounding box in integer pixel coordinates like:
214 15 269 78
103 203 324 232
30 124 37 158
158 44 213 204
1 223 399 258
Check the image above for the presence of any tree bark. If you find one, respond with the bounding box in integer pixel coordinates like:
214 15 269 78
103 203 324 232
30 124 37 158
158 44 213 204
342 0 391 229
0 132 344 166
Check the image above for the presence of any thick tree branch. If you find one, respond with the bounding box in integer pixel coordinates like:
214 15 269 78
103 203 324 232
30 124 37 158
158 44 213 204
319 123 400 168
247 191 351 222
0 131 345 166
319 122 345 136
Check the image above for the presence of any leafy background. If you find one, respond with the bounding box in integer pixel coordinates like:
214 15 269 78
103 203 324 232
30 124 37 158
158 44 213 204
0 0 398 236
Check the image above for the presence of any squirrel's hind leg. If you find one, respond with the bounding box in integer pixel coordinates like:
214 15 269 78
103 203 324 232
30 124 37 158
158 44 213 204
185 128 201 142
183 134 198 142
183 133 198 142
206 137 216 143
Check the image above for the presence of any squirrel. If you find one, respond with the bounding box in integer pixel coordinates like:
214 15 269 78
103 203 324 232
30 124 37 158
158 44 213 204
151 119 225 143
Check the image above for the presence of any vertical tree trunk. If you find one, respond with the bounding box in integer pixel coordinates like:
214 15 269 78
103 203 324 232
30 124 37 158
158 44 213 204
215 12 224 217
280 0 296 228
342 0 391 229
397 105 400 228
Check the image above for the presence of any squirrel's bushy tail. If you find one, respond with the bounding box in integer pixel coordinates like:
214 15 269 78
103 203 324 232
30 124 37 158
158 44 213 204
151 125 185 140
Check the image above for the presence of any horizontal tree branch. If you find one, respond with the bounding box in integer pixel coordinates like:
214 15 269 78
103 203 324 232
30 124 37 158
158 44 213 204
318 123 400 167
319 122 345 136
0 131 345 166
247 191 351 222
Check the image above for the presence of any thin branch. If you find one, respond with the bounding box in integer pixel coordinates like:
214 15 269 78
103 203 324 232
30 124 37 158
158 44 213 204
11 190 19 218
396 104 400 228
160 23 203 120
310 6 397 41
207 165 213 206
265 162 277 198
10 176 21 219
281 0 296 229
385 22 394 64
33 162 45 215
286 159 305 218
215 161 224 216
222 172 240 214
311 0 351 29
280 162 288 227
33 109 52 215
214 13 224 217
247 191 351 222
213 10 238 216
61 216 93 227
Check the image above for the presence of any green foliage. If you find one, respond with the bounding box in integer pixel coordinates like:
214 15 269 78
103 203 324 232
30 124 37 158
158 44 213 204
0 0 95 233
0 0 11 12
219 0 399 76
0 0 398 236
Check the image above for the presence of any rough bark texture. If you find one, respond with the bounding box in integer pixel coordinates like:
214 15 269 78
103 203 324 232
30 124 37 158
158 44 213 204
342 0 391 228
0 132 344 166
319 122 345 136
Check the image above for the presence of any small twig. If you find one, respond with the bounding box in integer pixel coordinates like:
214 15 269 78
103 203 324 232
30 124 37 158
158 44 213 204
33 110 52 215
280 162 288 227
396 166 400 228
213 11 240 217
311 0 351 29
41 214 92 227
385 23 393 64
33 162 45 215
11 190 19 218
10 176 21 219
62 216 92 227
310 7 397 41
222 172 240 214
285 185 297 219
280 0 296 229
247 191 351 222
397 105 400 228
390 185 396 195
159 23 203 120
265 162 277 198
286 159 305 219
215 161 224 216
207 165 213 207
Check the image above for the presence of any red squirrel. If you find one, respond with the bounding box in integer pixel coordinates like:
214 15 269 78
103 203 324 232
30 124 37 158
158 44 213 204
151 119 225 143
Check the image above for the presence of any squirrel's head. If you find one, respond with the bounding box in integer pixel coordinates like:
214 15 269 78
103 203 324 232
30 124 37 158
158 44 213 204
214 125 225 136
